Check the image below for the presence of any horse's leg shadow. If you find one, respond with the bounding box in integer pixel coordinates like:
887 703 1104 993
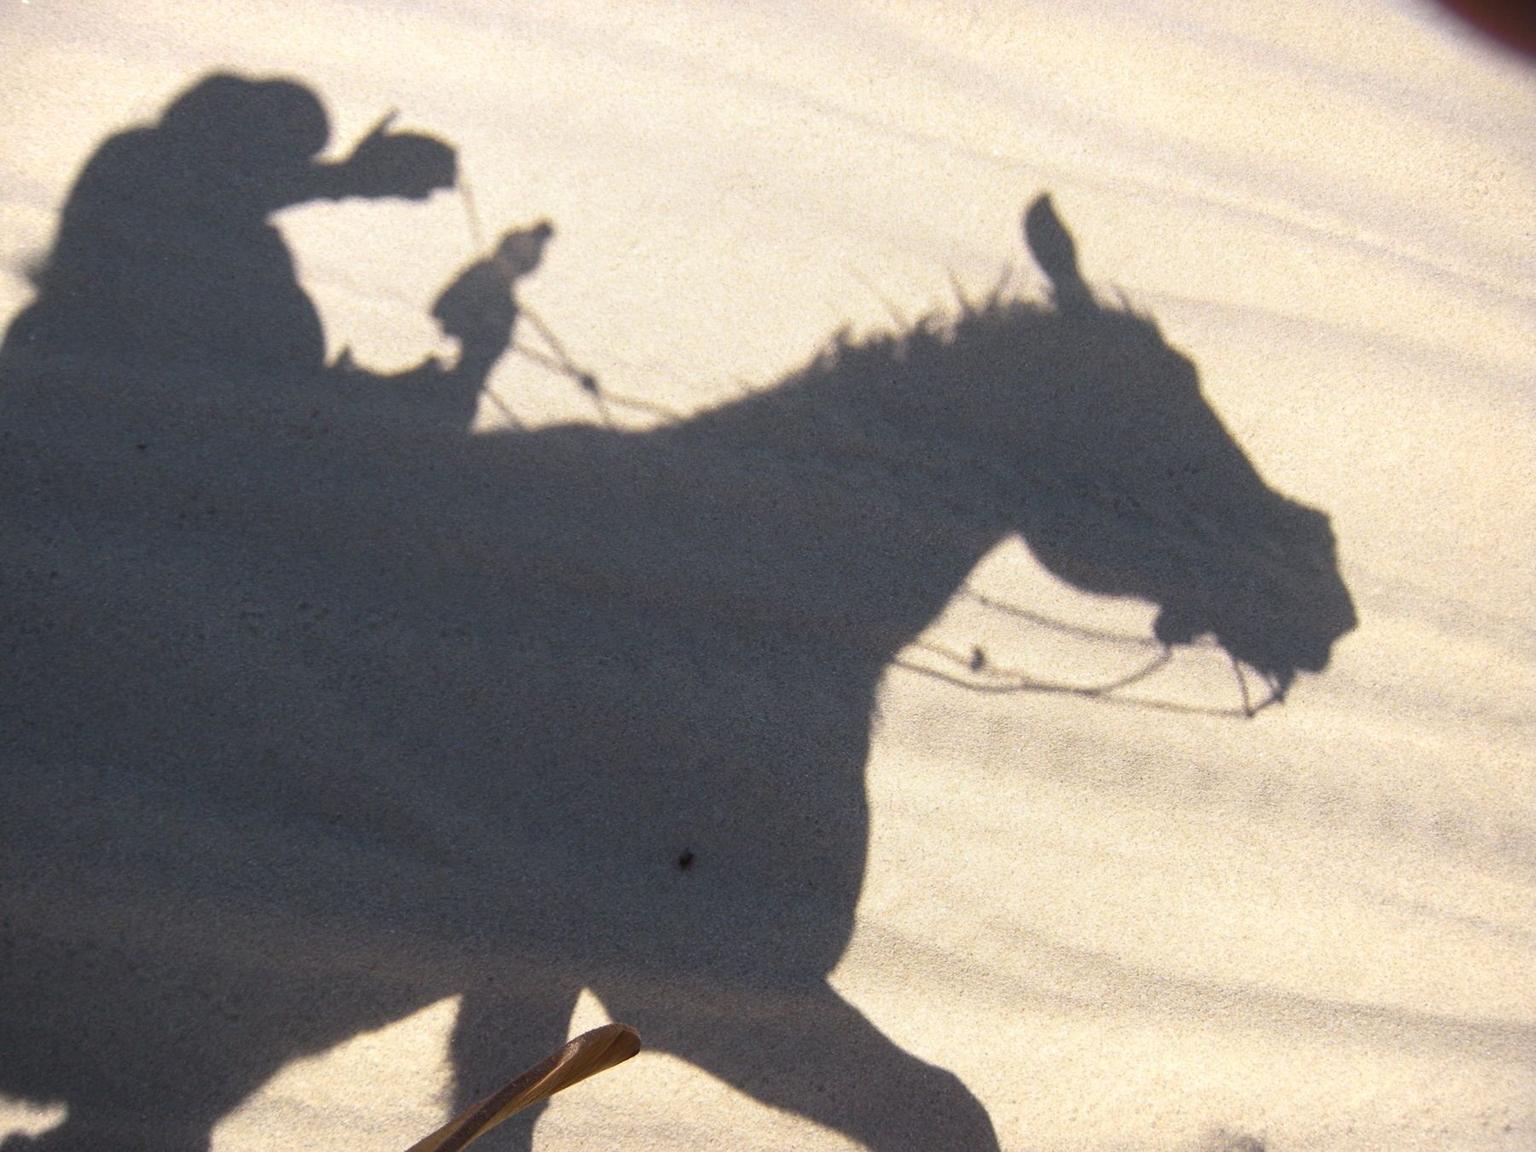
605 975 1000 1151
448 978 583 1152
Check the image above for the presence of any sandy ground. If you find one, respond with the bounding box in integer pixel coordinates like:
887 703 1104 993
1 3 1532 1151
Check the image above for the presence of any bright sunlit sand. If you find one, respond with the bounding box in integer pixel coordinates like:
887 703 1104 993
1 4 1531 1151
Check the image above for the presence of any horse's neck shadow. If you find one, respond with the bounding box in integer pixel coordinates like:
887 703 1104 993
467 209 1353 701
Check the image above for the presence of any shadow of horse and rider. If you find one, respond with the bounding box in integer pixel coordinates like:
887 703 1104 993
0 74 1355 1152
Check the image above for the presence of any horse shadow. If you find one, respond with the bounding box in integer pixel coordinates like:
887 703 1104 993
0 73 1355 1152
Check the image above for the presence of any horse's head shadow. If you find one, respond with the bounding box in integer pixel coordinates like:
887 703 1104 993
777 194 1356 699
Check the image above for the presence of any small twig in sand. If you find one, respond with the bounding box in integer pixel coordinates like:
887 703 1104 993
403 1023 640 1152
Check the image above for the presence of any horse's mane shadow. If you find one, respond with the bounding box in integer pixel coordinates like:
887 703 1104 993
0 93 1356 1152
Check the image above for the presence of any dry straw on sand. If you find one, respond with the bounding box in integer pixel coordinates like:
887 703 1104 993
403 1024 640 1152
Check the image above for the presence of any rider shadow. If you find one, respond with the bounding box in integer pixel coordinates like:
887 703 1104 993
5 73 455 378
0 73 1356 1152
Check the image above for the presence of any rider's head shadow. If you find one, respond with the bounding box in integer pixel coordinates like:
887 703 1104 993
154 73 333 213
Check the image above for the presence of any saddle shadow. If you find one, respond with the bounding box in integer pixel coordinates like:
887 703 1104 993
0 73 1354 1152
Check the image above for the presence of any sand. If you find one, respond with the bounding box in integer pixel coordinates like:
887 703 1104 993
1 3 1531 1150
